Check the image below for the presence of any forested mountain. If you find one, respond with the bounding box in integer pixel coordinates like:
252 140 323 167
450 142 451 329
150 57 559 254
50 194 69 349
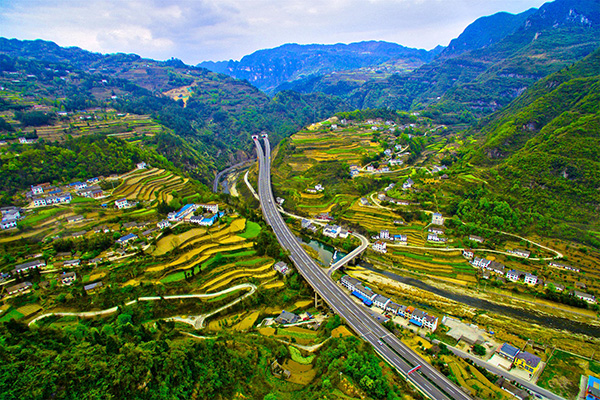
199 41 441 94
438 9 537 58
351 0 600 117
464 47 600 243
0 38 350 184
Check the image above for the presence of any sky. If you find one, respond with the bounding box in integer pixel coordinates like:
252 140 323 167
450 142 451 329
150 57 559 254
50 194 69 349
0 0 548 65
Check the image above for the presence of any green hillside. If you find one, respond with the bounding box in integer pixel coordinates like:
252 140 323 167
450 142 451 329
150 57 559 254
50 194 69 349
0 39 350 183
467 48 600 244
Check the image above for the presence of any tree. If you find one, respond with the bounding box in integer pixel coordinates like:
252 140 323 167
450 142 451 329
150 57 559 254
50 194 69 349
473 344 486 356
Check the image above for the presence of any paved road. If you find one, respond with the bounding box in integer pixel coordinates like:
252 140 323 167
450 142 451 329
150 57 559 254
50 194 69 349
268 205 369 276
446 345 565 400
213 160 253 193
254 136 471 400
29 283 256 327
328 232 369 276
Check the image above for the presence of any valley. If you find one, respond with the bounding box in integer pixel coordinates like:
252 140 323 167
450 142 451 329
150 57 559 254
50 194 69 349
1 0 600 399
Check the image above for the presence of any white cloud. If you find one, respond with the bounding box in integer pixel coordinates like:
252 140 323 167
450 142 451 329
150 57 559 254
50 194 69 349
0 0 548 64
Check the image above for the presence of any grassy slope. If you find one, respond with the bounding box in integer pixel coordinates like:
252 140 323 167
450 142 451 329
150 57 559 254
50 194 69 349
467 48 600 233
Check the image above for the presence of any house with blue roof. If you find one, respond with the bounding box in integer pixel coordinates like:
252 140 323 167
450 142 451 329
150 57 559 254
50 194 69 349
117 233 137 245
497 343 520 362
587 375 600 400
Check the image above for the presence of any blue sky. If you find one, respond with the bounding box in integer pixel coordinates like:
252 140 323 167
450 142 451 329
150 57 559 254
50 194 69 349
0 0 547 64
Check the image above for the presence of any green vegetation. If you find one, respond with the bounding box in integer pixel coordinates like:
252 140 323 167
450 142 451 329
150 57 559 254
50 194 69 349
538 350 600 399
0 135 174 197
239 221 261 239
289 346 315 364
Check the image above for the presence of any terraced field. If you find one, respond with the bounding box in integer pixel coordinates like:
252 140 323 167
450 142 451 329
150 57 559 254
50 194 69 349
381 248 476 281
290 127 382 165
342 201 410 233
153 218 283 291
21 112 163 142
111 168 196 202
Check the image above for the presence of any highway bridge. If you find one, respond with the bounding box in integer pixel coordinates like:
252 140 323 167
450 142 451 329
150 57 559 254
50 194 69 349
254 136 472 400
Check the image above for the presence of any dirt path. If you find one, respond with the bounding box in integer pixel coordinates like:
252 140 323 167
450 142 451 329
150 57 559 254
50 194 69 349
29 283 257 327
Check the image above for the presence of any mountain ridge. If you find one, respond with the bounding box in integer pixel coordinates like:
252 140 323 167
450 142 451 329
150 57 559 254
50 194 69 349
199 40 442 93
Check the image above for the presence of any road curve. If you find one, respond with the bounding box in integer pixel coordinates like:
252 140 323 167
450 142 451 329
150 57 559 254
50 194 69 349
213 160 253 193
254 136 471 400
29 283 256 327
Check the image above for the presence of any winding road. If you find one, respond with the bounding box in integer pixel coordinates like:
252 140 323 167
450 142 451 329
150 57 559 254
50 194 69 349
254 135 472 400
29 283 257 328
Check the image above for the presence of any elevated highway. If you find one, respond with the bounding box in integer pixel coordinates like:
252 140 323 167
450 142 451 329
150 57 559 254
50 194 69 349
254 136 472 400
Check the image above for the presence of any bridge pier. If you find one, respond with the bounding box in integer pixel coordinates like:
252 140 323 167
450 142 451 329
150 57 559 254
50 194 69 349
314 292 323 308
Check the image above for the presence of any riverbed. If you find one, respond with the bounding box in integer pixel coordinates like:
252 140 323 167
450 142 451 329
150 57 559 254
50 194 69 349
361 263 600 337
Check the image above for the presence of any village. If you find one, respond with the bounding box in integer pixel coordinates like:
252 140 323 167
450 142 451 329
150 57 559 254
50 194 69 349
0 162 226 303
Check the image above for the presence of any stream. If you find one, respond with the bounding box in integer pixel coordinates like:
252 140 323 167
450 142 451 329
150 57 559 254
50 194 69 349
300 237 347 266
360 263 600 337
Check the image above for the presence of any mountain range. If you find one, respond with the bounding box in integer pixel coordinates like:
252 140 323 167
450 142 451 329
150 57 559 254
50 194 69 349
201 0 599 123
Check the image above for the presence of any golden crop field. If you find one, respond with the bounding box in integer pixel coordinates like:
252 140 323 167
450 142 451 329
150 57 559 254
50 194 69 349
111 168 196 202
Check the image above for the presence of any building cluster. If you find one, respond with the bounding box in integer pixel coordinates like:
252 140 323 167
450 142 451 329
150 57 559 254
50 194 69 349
30 177 107 208
306 184 324 194
1 207 21 230
372 229 407 245
427 226 446 243
301 218 318 233
341 275 438 331
377 193 410 206
470 256 596 303
167 203 222 227
2 257 87 298
496 343 542 376
548 260 580 273
323 224 349 239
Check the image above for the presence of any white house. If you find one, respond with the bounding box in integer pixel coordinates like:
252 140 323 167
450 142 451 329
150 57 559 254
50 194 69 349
31 185 44 195
423 314 439 332
427 233 446 243
60 272 77 285
524 273 538 285
428 227 444 235
372 241 387 253
511 249 531 258
403 178 414 189
573 290 596 304
462 249 474 259
273 261 291 275
472 257 492 269
157 219 171 229
33 198 47 207
63 259 81 267
198 203 219 213
315 184 324 192
380 230 390 240
137 162 147 169
115 198 130 209
0 218 17 230
507 270 525 282
323 224 342 239
341 275 361 292
373 294 391 309
393 234 407 244
469 235 484 243
431 212 444 225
